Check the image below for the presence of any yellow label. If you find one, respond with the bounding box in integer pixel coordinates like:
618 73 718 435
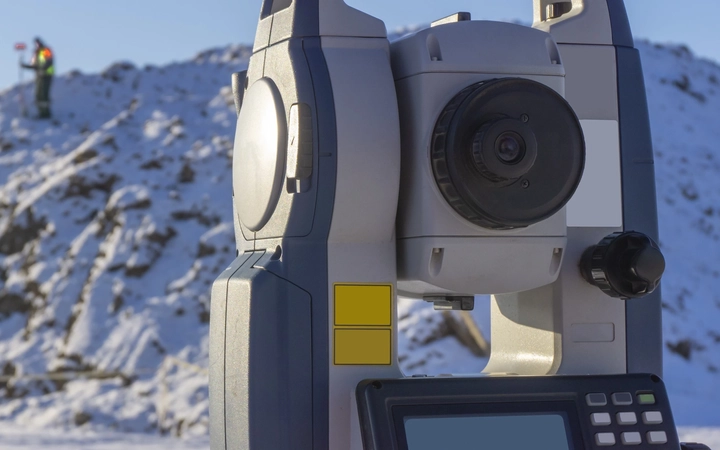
334 284 391 326
334 329 391 365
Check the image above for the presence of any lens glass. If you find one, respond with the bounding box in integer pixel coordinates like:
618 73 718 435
495 132 525 164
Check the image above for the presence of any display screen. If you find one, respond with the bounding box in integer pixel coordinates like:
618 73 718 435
404 413 573 450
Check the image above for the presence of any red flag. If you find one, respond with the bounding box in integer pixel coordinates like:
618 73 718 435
14 42 26 51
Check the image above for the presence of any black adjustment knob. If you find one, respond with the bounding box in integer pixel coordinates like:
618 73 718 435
580 231 666 299
681 444 712 450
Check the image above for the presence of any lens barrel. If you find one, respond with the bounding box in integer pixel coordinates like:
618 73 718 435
431 78 585 229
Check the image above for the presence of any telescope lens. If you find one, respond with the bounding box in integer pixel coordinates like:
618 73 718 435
496 132 525 164
431 78 585 229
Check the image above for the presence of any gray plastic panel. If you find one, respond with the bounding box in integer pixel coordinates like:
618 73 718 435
391 21 565 81
606 0 634 48
254 0 385 51
557 44 618 121
223 251 313 449
237 36 338 450
217 24 338 448
259 0 319 44
259 37 338 450
615 46 663 376
209 253 252 450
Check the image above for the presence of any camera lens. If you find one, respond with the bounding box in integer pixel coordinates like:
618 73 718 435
495 132 525 164
431 78 585 229
471 119 537 183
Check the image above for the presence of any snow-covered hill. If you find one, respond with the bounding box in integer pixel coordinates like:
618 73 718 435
639 42 720 426
0 35 718 439
0 46 251 436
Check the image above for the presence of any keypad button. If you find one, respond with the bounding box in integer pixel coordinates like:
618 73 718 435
647 431 668 444
621 432 642 445
591 412 612 426
642 411 663 425
637 393 656 405
612 392 633 406
596 432 616 446
617 412 638 425
587 393 608 406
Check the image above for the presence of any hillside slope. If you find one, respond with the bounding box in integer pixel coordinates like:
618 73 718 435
0 36 718 435
0 46 250 435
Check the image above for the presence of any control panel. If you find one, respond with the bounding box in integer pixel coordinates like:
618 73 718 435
357 374 681 449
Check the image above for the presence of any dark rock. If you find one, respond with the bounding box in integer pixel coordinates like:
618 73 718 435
672 74 707 103
63 174 119 199
74 411 92 427
101 135 118 151
197 242 216 258
171 210 220 227
178 162 195 183
101 61 136 83
124 198 152 210
125 264 151 278
140 159 163 170
0 210 47 255
666 338 706 360
110 295 124 314
147 227 177 247
72 148 98 164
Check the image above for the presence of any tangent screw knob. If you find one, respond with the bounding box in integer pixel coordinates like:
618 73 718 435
580 231 666 299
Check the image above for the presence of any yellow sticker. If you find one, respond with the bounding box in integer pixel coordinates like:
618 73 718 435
334 329 391 365
334 284 391 326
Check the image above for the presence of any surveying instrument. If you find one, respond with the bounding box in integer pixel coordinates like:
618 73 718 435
209 0 711 448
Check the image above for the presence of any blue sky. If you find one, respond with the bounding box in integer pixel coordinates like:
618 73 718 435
1 0 719 91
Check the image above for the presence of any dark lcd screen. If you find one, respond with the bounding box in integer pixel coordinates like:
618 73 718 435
393 402 579 450
404 413 572 450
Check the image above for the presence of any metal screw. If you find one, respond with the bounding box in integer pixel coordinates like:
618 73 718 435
521 114 529 123
521 179 530 189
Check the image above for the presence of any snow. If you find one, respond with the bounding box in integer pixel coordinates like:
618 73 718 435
0 29 718 447
0 46 248 437
0 426 210 449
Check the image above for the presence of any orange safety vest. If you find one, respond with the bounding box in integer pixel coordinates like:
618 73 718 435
37 47 55 76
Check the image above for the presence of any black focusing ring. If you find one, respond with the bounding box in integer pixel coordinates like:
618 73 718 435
430 78 585 229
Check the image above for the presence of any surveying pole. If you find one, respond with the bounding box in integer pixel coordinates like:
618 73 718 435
14 42 27 117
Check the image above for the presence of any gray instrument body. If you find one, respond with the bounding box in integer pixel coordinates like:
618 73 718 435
209 1 666 449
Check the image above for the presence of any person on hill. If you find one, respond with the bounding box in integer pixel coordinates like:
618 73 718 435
20 37 55 119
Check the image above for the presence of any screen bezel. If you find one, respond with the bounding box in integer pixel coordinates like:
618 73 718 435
392 401 585 450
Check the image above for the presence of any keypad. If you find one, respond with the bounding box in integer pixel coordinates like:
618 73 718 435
612 392 633 406
596 432 616 446
584 389 672 448
637 393 656 405
617 412 638 425
642 411 663 425
587 393 608 406
621 432 642 445
591 413 612 426
647 431 668 444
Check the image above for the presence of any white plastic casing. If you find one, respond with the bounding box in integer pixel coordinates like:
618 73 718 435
392 21 572 297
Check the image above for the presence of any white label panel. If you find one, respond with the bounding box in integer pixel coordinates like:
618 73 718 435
566 120 623 227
